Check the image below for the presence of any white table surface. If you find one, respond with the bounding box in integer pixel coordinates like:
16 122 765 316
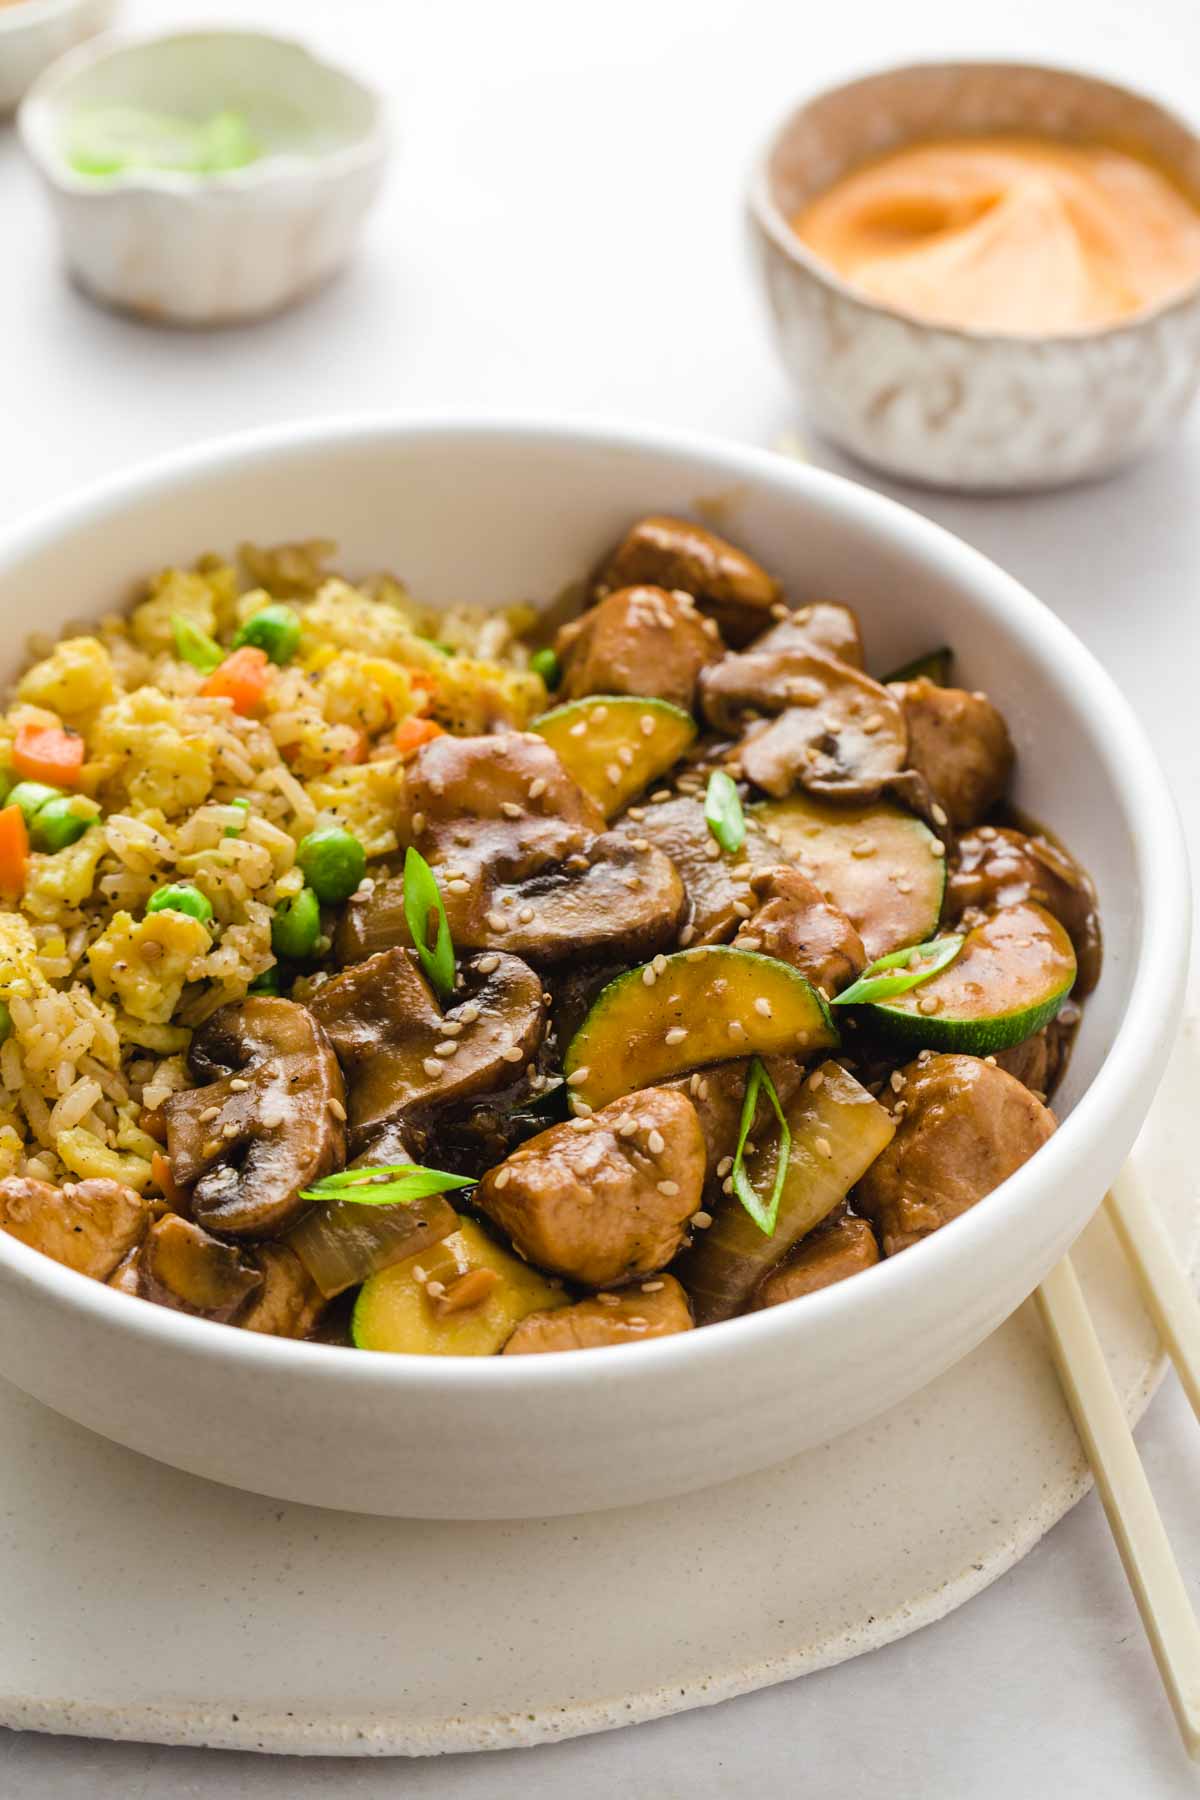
2 0 1199 1792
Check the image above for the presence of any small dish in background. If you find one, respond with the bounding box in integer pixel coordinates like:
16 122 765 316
0 0 115 115
748 63 1200 492
18 28 389 326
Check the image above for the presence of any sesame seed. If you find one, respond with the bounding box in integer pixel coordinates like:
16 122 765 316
984 1054 998 1066
201 1138 221 1159
412 1266 427 1283
198 1105 221 1123
639 715 656 736
566 854 590 871
930 838 946 857
754 996 772 1017
931 802 949 827
737 934 761 951
329 1097 347 1121
861 713 884 735
717 1155 733 1177
475 956 499 975
691 1209 713 1228
665 1026 688 1045
606 763 622 785
697 1079 709 1099
728 1019 746 1038
631 837 651 852
229 1078 249 1093
501 1044 525 1063
917 996 940 1015
569 721 587 738
764 825 782 846
617 1118 638 1138
647 1129 665 1154
851 839 876 858
732 862 752 878
704 839 723 861
807 1068 825 1090
446 878 470 894
566 1067 590 1087
411 811 426 834
591 705 608 722
422 1058 443 1078
617 745 635 768
596 1292 621 1307
435 1041 458 1057
732 900 752 918
895 879 913 894
529 778 546 799
518 905 535 924
492 1167 511 1190
641 1279 665 1293
485 910 508 932
814 1136 832 1158
978 825 996 840
571 1098 593 1117
889 1070 905 1093
627 806 646 821
658 1179 679 1195
425 1280 446 1299
653 954 667 974
679 923 696 946
642 966 657 987
650 789 671 802
222 1121 239 1139
570 1116 593 1132
441 1020 464 1035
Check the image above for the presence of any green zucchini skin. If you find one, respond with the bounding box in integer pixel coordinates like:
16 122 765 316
883 646 953 686
533 694 696 818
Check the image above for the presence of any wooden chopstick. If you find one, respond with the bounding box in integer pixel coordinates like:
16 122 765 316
1106 1165 1200 1426
1038 1227 1200 1761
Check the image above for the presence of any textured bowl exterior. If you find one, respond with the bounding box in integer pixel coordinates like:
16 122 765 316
0 0 116 115
0 417 1185 1518
18 30 388 325
749 62 1200 492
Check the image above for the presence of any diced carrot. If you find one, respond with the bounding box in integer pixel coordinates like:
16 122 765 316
0 804 29 899
150 1150 187 1212
201 646 272 715
12 721 85 787
409 671 439 696
394 717 444 757
345 728 369 765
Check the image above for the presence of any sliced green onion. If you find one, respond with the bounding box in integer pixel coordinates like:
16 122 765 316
171 614 223 674
731 1056 790 1237
300 1163 474 1206
832 933 965 1007
403 845 455 1002
223 796 251 838
704 769 745 854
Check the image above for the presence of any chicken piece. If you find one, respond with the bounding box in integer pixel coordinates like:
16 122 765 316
630 795 778 942
946 825 1102 995
0 1175 147 1281
994 1017 1073 1100
309 947 546 1146
662 1057 807 1194
503 1274 694 1353
239 1244 328 1339
854 1053 1056 1256
700 646 907 801
594 515 782 646
734 866 866 996
109 1213 262 1323
888 678 1013 829
556 585 720 709
477 1087 705 1287
747 601 864 668
750 1214 879 1309
164 998 345 1238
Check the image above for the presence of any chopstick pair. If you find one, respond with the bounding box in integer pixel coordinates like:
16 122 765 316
1037 1164 1200 1761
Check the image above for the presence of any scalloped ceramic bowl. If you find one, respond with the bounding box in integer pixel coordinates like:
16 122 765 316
749 62 1200 491
18 28 388 324
0 0 116 115
0 417 1186 1518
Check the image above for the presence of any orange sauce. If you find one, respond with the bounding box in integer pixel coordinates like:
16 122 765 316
791 135 1200 333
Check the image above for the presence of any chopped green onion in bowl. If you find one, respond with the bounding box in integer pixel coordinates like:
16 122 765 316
832 933 965 1007
705 769 746 855
731 1056 790 1236
301 1164 474 1206
403 846 455 1001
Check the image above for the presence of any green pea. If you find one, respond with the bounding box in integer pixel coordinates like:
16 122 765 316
223 796 251 839
234 603 302 666
296 825 367 904
248 966 280 995
147 882 214 924
0 1001 11 1045
32 797 92 853
8 781 62 824
271 886 320 960
530 647 560 688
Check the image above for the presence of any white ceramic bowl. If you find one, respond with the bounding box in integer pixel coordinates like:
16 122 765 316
748 62 1200 492
18 28 388 325
0 417 1185 1519
0 0 115 116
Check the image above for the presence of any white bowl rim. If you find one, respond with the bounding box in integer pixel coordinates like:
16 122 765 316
0 412 1186 1397
0 0 104 35
747 56 1200 348
17 24 390 196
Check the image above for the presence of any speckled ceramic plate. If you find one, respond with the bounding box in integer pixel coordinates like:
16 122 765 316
2 1017 1196 1758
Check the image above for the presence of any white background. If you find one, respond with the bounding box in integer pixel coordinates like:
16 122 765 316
3 0 1200 1793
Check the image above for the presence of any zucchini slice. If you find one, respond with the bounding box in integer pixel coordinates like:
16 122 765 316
674 1061 895 1324
533 695 697 818
753 794 945 959
884 646 952 686
352 1220 566 1356
864 901 1076 1053
564 946 837 1111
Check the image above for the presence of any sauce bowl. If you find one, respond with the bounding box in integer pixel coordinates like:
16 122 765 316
0 416 1184 1517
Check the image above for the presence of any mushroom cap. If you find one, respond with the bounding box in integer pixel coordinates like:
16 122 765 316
165 997 346 1238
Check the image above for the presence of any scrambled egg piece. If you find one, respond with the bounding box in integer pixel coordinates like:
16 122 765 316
130 562 240 655
301 581 439 667
23 829 106 920
430 657 543 734
306 759 404 857
87 909 210 1024
0 912 47 1002
91 688 214 816
16 636 117 723
56 1126 153 1193
317 651 421 735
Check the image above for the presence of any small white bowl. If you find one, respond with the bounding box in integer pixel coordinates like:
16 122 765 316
0 0 115 115
749 62 1200 492
0 416 1185 1519
18 28 388 325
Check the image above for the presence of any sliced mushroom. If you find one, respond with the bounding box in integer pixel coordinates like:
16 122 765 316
477 1086 705 1286
750 1213 879 1309
308 946 546 1147
733 866 867 997
109 1213 262 1323
0 1175 148 1281
629 795 778 943
700 647 907 801
502 1273 694 1353
239 1244 328 1339
853 1053 1056 1256
747 601 864 668
593 515 782 646
164 997 346 1238
888 678 1013 828
556 585 720 709
946 825 1102 995
404 730 603 868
